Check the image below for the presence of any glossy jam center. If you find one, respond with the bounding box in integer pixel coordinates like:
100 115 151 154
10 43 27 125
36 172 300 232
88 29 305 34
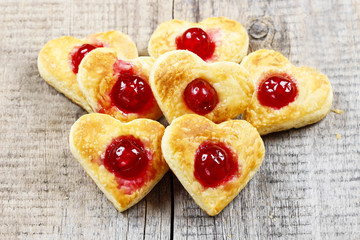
257 75 298 109
176 27 215 60
183 78 218 115
104 136 148 180
71 44 100 74
110 74 153 113
194 141 238 188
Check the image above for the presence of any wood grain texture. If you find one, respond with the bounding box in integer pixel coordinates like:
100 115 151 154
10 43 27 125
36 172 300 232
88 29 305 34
0 0 359 239
172 1 360 239
0 1 172 239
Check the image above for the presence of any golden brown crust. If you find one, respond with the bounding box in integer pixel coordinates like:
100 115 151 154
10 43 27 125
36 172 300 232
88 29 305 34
38 36 92 111
77 48 162 122
148 17 249 63
161 114 265 216
240 49 289 75
69 113 168 212
37 31 138 112
149 50 254 124
86 31 138 60
241 49 333 135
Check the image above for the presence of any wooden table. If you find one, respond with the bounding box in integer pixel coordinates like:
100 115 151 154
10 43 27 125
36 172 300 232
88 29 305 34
1 1 359 239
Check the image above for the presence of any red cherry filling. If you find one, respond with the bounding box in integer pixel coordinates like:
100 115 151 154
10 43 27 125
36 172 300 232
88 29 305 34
110 73 153 113
104 136 149 180
71 44 102 74
257 74 298 109
183 78 218 115
194 141 238 188
176 27 215 60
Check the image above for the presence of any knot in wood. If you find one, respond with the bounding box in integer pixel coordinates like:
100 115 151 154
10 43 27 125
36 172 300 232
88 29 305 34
249 20 269 39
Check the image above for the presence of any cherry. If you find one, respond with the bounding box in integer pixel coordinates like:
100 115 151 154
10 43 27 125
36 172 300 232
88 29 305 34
71 44 101 74
110 74 153 113
183 78 218 115
257 74 298 109
176 27 215 60
104 136 149 180
194 141 238 188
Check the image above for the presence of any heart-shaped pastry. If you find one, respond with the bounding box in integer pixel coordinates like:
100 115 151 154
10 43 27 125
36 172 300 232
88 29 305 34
69 113 168 212
240 49 333 135
38 31 138 112
161 114 265 216
149 50 254 124
77 48 162 122
148 17 249 63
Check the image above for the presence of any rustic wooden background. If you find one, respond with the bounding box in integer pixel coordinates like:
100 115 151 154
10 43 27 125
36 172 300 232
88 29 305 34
0 0 359 239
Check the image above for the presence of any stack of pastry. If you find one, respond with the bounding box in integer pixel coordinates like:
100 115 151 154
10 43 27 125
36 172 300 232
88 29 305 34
38 17 332 216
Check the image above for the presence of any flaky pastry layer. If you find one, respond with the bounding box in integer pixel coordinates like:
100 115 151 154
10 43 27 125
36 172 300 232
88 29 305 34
150 50 254 124
38 31 138 112
69 113 168 212
77 48 162 122
241 49 333 135
148 17 249 63
162 114 265 216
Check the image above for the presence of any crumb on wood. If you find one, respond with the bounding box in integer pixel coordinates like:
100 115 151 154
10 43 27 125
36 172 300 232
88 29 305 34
332 109 344 114
336 133 342 139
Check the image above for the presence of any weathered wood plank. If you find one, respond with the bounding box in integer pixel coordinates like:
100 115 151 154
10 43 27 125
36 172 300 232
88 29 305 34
0 0 359 239
172 0 360 239
0 0 172 239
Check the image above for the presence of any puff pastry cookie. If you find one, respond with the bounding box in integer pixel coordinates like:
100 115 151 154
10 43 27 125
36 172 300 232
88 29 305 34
162 114 265 216
69 113 168 212
240 49 333 135
38 31 138 112
77 48 162 122
150 50 254 124
148 17 249 63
